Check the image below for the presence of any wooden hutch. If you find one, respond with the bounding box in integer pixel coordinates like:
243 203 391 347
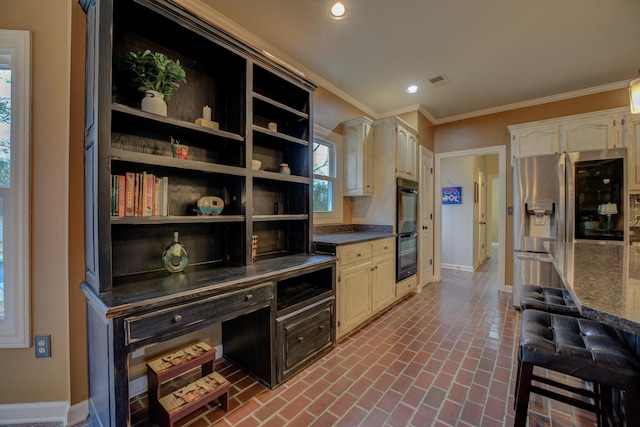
78 0 336 425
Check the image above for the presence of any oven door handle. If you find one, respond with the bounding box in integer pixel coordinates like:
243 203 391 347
400 188 417 195
398 232 416 238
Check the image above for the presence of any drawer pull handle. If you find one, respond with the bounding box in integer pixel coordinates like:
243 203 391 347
172 314 183 324
245 294 253 301
297 336 304 343
357 253 361 257
384 246 388 250
319 325 325 330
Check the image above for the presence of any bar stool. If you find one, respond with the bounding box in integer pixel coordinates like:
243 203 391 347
515 309 640 427
519 284 581 317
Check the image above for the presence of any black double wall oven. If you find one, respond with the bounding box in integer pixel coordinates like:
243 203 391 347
396 178 418 282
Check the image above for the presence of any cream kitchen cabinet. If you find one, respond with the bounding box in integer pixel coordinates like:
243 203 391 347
627 113 640 192
509 108 628 161
336 237 396 339
370 238 396 312
509 123 560 159
396 121 418 180
559 114 624 153
343 117 374 196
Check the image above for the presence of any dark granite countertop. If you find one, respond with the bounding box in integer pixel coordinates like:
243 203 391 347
548 241 640 335
313 232 395 246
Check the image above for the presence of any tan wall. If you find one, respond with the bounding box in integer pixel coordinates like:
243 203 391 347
418 110 435 152
69 1 88 404
434 89 630 285
0 0 73 403
313 87 369 135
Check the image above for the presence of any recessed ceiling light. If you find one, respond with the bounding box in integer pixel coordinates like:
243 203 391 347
330 2 346 19
406 85 418 94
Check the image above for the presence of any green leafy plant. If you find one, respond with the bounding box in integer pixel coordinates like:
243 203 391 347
123 50 186 101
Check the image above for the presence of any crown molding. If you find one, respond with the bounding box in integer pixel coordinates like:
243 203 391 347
433 80 631 125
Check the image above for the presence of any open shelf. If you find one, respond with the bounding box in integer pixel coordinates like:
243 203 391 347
111 221 245 281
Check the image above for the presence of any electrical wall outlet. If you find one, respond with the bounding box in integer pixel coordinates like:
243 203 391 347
35 335 51 358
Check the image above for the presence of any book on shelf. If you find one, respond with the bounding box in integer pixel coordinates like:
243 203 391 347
111 172 169 217
125 172 135 216
117 175 125 217
143 172 154 217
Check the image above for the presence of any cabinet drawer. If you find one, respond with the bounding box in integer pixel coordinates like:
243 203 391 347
125 283 273 345
396 275 417 298
277 298 334 382
338 243 371 267
371 238 395 258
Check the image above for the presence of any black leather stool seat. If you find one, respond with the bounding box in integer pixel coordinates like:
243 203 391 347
515 309 640 426
520 285 581 317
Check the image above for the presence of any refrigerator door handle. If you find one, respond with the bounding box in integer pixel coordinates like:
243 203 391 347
514 253 552 262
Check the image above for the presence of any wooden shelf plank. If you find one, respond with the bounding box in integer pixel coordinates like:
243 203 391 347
252 125 309 146
253 92 309 120
112 103 244 142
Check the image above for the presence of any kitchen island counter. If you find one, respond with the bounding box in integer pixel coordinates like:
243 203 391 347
549 241 640 335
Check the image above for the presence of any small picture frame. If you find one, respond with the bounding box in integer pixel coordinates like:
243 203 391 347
442 186 462 205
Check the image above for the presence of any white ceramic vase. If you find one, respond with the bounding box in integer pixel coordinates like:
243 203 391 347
141 90 167 117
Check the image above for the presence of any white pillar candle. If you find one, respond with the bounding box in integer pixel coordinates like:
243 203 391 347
203 105 212 121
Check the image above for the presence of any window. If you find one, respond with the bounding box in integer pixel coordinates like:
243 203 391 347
313 125 342 224
0 30 31 348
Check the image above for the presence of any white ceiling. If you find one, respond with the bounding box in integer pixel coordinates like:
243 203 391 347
196 0 640 123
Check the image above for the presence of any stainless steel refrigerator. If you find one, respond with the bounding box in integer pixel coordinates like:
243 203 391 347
512 153 565 308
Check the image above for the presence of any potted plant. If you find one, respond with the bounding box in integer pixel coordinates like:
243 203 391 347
123 50 187 116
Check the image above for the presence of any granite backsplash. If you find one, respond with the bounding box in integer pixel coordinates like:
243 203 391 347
313 224 393 235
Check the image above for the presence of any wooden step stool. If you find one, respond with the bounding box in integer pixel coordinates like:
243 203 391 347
147 342 230 426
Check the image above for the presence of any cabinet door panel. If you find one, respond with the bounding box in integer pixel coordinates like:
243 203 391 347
372 254 395 312
561 117 617 152
277 300 333 382
629 116 640 192
511 125 559 158
337 263 372 336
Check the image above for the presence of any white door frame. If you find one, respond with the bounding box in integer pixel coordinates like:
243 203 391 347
434 145 507 291
419 146 434 289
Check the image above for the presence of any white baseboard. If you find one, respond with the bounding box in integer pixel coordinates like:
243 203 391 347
67 400 89 426
0 401 69 425
0 344 224 425
441 263 474 272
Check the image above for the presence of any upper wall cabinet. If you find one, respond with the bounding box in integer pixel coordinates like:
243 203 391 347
626 113 640 192
559 114 624 153
396 121 418 180
509 107 640 192
510 124 560 158
509 107 627 161
343 117 374 196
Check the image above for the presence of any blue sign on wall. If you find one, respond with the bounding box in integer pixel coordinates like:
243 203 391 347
442 186 462 204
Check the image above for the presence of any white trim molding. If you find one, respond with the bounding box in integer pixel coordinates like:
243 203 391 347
0 29 32 348
0 401 69 425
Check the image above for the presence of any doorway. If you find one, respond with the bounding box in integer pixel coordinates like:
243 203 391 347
434 146 507 292
419 146 434 288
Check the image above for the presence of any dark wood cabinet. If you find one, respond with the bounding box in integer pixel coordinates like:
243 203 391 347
79 1 335 425
276 299 334 383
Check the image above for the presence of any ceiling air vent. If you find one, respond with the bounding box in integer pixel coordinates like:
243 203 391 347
426 74 450 88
